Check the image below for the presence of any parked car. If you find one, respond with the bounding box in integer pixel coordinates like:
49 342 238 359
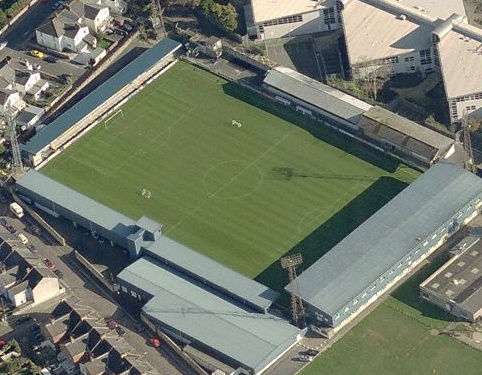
298 354 313 362
6 225 16 234
115 325 125 336
123 23 133 32
32 63 41 70
149 337 160 348
30 225 41 235
0 42 7 51
104 28 114 35
44 56 58 63
15 315 31 325
30 323 40 332
17 233 28 245
114 28 127 37
53 269 63 278
306 349 319 357
51 1 63 10
27 244 37 253
0 218 7 227
43 258 55 270
30 50 44 59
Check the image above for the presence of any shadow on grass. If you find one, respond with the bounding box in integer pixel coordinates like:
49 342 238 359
390 250 455 322
255 176 408 292
221 81 402 173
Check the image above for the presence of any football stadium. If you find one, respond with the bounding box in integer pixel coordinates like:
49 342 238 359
14 39 482 374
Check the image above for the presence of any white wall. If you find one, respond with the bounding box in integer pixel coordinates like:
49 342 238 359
32 278 61 305
36 30 62 52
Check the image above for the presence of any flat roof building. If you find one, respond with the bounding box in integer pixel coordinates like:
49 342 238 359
288 162 482 331
420 236 482 322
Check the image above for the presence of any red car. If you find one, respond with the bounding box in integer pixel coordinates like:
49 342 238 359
43 258 56 270
149 337 160 348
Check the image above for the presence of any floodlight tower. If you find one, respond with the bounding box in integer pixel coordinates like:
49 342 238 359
4 106 23 177
462 112 476 174
281 253 305 327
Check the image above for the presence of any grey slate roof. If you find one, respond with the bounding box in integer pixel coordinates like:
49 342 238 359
291 162 482 316
22 38 182 156
263 66 372 123
122 256 300 373
142 236 279 312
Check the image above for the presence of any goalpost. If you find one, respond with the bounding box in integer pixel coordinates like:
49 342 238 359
104 109 124 129
141 189 152 198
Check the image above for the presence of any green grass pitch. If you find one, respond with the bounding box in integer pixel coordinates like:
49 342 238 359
41 60 482 374
42 61 418 282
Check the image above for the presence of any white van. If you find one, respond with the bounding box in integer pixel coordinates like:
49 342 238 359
17 233 28 245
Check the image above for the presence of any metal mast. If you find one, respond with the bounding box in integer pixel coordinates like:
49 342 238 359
5 107 23 177
463 113 476 174
281 253 305 327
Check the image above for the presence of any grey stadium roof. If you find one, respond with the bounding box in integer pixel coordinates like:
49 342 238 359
290 162 482 316
142 236 279 312
119 256 301 374
263 66 372 123
22 38 182 156
16 170 137 239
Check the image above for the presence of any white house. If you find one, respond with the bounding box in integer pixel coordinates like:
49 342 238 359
36 9 90 53
68 0 111 33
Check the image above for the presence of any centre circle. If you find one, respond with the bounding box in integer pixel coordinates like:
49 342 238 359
203 160 263 199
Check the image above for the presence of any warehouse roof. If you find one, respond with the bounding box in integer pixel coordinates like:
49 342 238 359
342 0 435 65
263 66 372 123
16 170 136 239
250 0 332 24
125 256 300 373
142 236 280 312
437 25 482 99
22 38 182 156
290 162 482 317
421 237 482 315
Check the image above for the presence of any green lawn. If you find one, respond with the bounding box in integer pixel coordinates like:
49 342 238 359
42 61 417 285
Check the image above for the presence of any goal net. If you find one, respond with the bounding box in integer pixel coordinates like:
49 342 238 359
104 109 124 129
141 189 152 198
231 119 242 128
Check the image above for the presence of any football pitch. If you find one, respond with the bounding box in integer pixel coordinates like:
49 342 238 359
42 61 417 284
41 60 482 373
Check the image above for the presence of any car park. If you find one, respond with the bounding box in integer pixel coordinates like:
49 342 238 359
30 50 44 59
15 315 31 325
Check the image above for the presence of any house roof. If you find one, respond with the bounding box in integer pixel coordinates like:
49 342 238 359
9 280 28 295
290 162 482 317
0 266 19 287
250 0 333 24
342 0 436 65
61 333 89 362
264 66 372 123
131 257 301 373
22 38 182 156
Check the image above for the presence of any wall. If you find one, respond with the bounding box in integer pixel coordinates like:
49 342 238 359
32 277 61 305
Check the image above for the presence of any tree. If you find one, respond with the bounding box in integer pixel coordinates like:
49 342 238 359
219 3 237 31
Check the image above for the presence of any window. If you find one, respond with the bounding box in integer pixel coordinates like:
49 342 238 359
262 15 302 27
323 8 336 24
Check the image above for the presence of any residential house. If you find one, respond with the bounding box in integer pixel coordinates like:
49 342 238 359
0 58 49 101
36 9 90 53
68 0 111 32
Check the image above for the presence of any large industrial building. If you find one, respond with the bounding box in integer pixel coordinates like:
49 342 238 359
288 162 482 331
14 170 301 375
420 236 482 322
